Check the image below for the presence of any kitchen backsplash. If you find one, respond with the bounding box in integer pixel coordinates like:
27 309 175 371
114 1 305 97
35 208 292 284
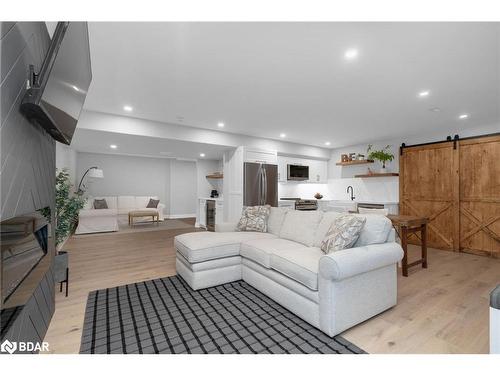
278 177 398 203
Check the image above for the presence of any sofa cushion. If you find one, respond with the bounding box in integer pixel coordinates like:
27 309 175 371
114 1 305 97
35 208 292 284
313 211 342 247
240 238 308 268
147 198 160 208
93 199 108 209
135 196 158 209
279 210 323 247
270 247 324 291
118 196 135 210
175 231 276 263
354 214 393 247
93 196 117 209
79 208 118 217
267 207 288 235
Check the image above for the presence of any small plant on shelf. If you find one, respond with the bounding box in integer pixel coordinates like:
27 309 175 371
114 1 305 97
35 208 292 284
366 144 394 172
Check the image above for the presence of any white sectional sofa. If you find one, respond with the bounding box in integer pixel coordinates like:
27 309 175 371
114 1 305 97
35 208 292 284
75 195 165 234
175 208 403 337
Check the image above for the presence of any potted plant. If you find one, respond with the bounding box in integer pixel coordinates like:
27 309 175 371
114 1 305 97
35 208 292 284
54 168 86 249
367 144 395 173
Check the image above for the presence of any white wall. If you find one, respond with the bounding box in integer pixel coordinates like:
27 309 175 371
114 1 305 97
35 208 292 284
169 160 197 217
56 143 77 187
76 152 171 214
196 159 223 199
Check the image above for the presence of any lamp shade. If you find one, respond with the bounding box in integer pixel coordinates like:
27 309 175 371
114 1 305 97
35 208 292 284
88 168 104 178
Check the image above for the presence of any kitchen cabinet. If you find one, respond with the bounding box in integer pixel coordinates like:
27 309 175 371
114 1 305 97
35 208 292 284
244 148 277 164
308 159 328 183
197 198 224 229
198 199 207 228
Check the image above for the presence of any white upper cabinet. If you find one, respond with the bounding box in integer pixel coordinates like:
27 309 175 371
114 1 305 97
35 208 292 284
308 159 328 183
243 148 278 164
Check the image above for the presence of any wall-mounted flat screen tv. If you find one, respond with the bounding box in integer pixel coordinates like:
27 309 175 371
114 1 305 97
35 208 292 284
20 22 92 145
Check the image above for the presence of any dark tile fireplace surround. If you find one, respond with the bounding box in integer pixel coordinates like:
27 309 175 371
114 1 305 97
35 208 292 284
0 22 56 354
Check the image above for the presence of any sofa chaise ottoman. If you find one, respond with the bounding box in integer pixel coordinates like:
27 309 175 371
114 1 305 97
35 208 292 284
174 208 403 337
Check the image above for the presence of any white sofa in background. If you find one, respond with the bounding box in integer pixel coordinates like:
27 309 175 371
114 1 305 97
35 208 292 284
175 208 403 337
75 195 165 234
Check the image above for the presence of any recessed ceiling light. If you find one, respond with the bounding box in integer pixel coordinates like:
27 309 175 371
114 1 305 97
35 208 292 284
72 85 80 92
123 105 133 112
429 107 441 112
459 114 469 119
325 141 331 146
110 144 117 149
418 90 430 98
199 153 206 158
279 133 286 138
344 48 359 60
217 122 225 128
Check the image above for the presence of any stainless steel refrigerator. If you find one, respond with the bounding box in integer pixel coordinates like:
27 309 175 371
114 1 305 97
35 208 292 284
243 162 278 207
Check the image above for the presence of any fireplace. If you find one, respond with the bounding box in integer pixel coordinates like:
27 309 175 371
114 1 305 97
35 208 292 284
0 209 51 309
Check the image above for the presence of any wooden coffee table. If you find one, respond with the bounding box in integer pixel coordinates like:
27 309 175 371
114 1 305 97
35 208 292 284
387 214 429 277
128 210 159 226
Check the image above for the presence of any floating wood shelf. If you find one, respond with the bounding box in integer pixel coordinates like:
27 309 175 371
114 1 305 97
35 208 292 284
355 173 399 178
206 174 223 179
336 160 374 166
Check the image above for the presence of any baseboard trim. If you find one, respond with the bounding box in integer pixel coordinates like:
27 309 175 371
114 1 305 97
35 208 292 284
165 214 196 219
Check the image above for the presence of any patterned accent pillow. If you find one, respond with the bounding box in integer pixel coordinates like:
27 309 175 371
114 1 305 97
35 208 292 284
237 205 271 232
93 199 108 209
320 214 366 254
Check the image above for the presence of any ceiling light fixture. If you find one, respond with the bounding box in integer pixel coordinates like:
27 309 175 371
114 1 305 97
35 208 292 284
110 144 117 149
459 114 469 119
217 122 225 128
279 133 286 138
72 85 80 92
325 141 331 146
418 90 430 98
199 153 206 158
123 105 133 112
344 48 359 60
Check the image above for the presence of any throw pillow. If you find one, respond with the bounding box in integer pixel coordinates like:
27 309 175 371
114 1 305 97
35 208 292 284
93 199 108 209
146 198 160 208
237 205 271 232
320 214 366 254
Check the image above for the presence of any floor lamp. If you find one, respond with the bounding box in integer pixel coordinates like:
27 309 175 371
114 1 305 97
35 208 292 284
77 166 104 195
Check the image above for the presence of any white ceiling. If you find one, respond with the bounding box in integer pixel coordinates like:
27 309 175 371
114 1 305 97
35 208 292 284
83 22 500 148
71 128 231 160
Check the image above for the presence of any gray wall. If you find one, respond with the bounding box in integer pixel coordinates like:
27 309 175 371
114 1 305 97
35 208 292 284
56 142 77 187
76 152 171 213
169 160 197 216
0 22 56 352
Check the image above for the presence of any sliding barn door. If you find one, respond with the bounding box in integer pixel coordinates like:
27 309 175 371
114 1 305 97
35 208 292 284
459 135 500 258
400 142 459 251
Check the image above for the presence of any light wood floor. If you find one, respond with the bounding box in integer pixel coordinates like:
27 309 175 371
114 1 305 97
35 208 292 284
43 221 500 354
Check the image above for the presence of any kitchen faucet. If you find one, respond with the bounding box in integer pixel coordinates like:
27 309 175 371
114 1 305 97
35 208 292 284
347 185 355 201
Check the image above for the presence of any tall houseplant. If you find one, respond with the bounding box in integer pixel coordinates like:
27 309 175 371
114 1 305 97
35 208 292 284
367 144 395 172
54 169 86 247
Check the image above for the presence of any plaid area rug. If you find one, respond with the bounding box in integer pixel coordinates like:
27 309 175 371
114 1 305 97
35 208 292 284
80 275 365 354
